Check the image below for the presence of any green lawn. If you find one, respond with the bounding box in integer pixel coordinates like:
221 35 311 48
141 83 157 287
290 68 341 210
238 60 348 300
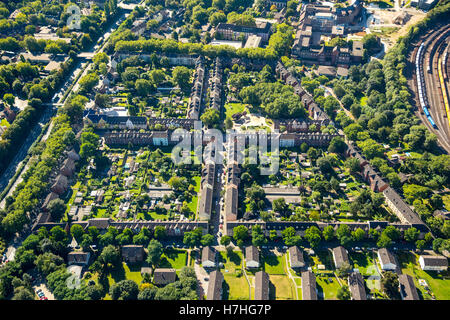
397 252 450 300
316 275 342 300
219 250 243 273
107 262 143 287
262 253 285 275
225 103 246 119
350 252 379 277
269 275 295 300
159 248 188 269
192 176 201 192
219 250 249 300
188 196 198 217
223 274 249 300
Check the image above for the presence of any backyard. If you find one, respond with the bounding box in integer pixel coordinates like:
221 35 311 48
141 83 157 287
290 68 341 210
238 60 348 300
397 252 450 300
219 250 250 300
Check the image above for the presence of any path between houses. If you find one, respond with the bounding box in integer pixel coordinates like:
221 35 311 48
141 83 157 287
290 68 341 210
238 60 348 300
242 258 252 300
284 253 300 300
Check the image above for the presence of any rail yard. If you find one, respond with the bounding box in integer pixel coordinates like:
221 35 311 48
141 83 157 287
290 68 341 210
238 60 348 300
409 24 450 153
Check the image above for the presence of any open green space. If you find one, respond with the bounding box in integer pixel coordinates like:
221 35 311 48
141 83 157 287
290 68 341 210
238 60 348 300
106 262 144 287
269 275 295 300
262 252 286 275
225 102 246 119
159 248 188 269
397 252 450 300
316 275 342 300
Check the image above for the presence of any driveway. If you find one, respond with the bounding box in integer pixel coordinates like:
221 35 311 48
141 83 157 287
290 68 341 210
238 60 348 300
194 260 209 299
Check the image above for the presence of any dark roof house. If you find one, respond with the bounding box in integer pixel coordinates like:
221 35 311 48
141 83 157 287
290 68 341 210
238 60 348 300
348 272 366 300
153 268 177 286
207 270 224 300
121 245 145 264
332 246 350 269
301 271 317 300
254 271 270 300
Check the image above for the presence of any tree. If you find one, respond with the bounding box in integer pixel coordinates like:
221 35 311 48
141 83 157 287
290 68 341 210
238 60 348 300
47 199 66 221
110 280 139 300
35 252 65 275
135 79 152 96
272 198 290 217
233 225 249 246
79 72 99 93
70 224 85 242
404 227 419 242
3 93 14 106
336 262 352 277
416 240 426 251
336 225 352 246
251 225 267 247
201 234 215 246
351 228 366 242
146 239 163 267
99 245 121 268
183 228 203 248
328 137 346 154
377 234 393 248
149 69 166 86
220 235 231 246
322 226 335 241
281 227 301 246
154 226 167 240
304 226 322 248
12 287 35 300
172 66 191 90
200 108 220 128
380 271 399 299
337 285 351 300
138 287 157 300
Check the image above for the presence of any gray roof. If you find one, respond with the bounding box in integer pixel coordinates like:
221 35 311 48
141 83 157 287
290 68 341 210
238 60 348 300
245 246 260 264
378 248 396 266
301 271 317 300
202 246 216 264
67 251 90 265
225 185 238 221
398 274 419 300
348 272 366 300
198 185 213 220
153 268 176 285
288 246 305 268
420 255 448 267
207 270 224 300
332 246 349 269
255 271 270 300
383 187 426 227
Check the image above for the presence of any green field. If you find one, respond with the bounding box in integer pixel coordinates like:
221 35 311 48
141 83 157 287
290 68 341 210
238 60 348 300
269 275 295 300
316 275 342 300
262 253 285 275
223 274 250 300
350 252 379 276
107 262 143 287
225 103 246 119
397 252 450 300
160 248 188 269
219 250 249 300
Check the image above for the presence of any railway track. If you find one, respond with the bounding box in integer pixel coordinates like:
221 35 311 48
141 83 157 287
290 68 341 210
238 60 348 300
410 24 450 153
